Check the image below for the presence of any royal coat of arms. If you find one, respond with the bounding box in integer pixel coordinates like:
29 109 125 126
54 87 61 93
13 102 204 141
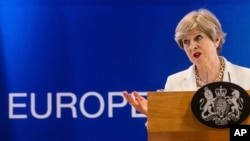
191 82 250 128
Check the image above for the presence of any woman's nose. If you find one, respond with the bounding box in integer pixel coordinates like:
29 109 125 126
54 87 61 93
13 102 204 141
189 40 198 49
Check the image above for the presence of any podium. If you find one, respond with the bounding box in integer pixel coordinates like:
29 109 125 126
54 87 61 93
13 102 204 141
147 91 250 141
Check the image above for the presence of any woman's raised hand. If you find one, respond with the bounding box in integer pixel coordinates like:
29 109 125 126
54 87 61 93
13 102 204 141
122 91 148 115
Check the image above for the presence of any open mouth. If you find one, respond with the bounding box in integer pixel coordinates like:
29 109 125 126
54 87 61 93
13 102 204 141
193 52 201 58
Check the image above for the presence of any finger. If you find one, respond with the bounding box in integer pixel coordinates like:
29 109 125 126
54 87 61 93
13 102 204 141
122 91 135 104
122 91 129 99
133 91 145 101
135 96 147 115
122 91 129 96
122 91 131 100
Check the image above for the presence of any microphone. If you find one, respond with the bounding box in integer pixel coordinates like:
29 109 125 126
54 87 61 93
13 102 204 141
228 72 231 82
205 71 208 84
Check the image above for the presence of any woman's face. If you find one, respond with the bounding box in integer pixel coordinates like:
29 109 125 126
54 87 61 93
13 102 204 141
181 29 220 66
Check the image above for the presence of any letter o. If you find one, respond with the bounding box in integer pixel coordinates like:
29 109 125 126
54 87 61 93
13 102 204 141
79 91 104 118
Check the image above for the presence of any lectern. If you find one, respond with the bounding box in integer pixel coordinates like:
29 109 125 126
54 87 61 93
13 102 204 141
147 91 250 141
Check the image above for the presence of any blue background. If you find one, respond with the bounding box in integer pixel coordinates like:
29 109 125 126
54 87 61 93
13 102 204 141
1 0 250 141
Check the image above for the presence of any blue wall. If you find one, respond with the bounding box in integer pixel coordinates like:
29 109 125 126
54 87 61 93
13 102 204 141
1 1 250 141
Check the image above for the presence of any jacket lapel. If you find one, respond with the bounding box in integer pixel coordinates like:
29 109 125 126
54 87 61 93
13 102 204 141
180 65 198 91
222 58 238 84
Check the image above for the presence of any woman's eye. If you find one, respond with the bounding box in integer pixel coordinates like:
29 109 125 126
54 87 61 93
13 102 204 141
183 39 190 45
195 35 203 41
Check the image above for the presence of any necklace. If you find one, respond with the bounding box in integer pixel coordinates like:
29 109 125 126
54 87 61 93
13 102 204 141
195 58 225 87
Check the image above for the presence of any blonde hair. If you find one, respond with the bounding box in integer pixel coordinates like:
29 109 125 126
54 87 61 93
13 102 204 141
175 9 226 53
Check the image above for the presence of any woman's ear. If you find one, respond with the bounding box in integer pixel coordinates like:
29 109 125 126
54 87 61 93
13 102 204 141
215 38 220 48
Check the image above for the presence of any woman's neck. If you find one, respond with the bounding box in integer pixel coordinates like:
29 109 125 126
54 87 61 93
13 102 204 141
195 57 224 86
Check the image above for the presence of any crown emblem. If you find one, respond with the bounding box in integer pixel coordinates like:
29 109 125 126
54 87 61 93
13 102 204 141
215 85 227 97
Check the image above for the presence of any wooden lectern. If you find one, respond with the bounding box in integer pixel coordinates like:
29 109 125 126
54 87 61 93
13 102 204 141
147 91 250 141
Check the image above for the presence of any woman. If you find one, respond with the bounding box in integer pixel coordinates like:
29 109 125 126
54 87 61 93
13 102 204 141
122 8 250 116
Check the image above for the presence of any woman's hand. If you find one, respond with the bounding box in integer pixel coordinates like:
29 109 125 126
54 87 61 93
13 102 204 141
122 91 148 115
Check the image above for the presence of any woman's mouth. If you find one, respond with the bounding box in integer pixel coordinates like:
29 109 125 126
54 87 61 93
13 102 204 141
193 52 201 58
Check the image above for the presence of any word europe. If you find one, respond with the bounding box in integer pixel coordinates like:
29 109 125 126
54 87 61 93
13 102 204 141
8 92 146 119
